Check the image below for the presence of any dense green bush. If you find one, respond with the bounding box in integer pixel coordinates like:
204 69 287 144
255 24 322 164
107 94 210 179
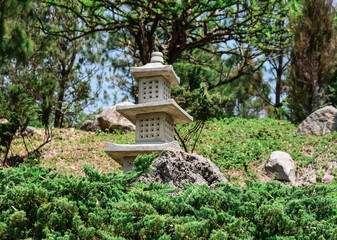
0 163 336 239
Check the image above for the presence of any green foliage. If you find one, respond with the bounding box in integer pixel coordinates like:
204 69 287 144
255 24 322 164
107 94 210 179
133 152 157 173
0 166 336 239
173 52 269 121
173 76 224 122
288 0 337 123
43 0 295 106
0 84 36 162
326 69 337 108
176 117 337 181
22 151 41 167
1 0 104 129
0 0 33 64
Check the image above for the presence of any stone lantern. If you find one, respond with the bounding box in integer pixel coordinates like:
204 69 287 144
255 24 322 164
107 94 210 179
105 52 193 173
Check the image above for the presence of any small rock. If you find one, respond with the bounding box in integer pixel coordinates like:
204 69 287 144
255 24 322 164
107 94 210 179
135 148 228 189
97 102 136 132
265 151 296 184
16 126 42 138
296 106 337 136
296 165 316 186
26 126 38 135
322 173 334 184
80 120 101 132
296 173 316 187
0 118 8 124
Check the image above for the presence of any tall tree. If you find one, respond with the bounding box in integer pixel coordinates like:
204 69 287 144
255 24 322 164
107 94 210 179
0 0 42 165
288 0 336 123
265 19 291 119
0 0 103 164
34 2 104 127
0 0 33 65
40 0 295 100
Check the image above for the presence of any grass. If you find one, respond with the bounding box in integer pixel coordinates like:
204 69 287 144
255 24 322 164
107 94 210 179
7 128 134 176
177 118 337 183
3 117 337 183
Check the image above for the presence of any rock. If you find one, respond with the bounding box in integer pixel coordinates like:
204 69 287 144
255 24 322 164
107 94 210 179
322 173 334 184
0 118 8 124
0 120 41 137
97 102 136 132
16 126 42 138
296 165 316 186
135 148 228 189
26 126 39 135
80 120 101 132
265 151 296 184
296 106 337 136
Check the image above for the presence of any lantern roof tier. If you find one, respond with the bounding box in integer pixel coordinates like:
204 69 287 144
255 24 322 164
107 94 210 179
116 99 193 125
105 141 181 165
130 52 180 85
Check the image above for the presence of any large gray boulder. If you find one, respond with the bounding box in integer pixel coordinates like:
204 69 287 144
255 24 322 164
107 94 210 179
265 151 296 184
296 106 337 136
136 148 228 189
97 102 136 132
80 120 101 132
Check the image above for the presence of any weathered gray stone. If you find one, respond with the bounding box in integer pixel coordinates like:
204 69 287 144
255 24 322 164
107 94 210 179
137 76 171 104
130 52 180 85
116 99 193 124
97 102 136 132
296 106 337 136
105 141 181 166
135 112 175 143
80 120 101 132
322 173 334 184
105 52 193 173
265 151 296 184
135 148 228 189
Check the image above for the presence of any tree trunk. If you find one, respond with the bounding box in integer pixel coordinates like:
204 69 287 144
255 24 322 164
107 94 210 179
275 51 283 119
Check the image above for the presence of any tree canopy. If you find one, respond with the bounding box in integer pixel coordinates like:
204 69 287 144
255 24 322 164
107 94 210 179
40 0 297 91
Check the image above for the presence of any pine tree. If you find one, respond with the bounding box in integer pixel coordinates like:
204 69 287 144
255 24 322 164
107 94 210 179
288 0 336 123
0 84 35 164
0 0 33 65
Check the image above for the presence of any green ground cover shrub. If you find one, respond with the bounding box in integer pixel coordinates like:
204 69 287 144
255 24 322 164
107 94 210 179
178 118 337 181
0 164 336 239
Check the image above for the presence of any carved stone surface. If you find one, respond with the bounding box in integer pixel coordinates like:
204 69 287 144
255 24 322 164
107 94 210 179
135 148 228 189
105 52 193 173
105 141 181 166
116 99 193 124
136 112 174 143
138 76 171 103
130 52 180 85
